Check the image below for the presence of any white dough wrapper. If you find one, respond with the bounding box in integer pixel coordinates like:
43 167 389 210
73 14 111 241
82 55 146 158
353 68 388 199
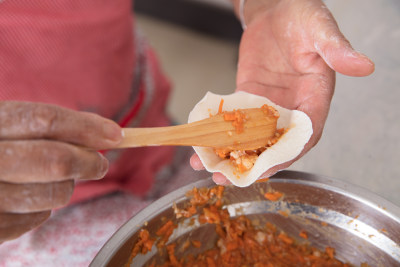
188 91 313 187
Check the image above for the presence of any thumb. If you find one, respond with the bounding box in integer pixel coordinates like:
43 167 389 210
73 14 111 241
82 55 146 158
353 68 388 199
311 10 375 77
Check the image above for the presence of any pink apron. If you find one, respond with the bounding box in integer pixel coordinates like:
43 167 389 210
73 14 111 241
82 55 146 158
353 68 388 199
0 0 175 203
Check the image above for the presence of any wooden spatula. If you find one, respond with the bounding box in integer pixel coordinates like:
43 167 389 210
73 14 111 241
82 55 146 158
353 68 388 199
116 108 278 150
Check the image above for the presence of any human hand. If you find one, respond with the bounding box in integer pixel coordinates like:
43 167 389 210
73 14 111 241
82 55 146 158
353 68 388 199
0 102 122 243
191 0 374 184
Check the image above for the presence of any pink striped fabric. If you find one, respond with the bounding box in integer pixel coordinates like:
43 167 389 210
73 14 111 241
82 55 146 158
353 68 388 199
0 0 174 203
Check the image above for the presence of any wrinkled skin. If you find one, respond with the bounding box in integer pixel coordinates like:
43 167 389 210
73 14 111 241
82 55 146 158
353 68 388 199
0 102 122 243
190 0 375 184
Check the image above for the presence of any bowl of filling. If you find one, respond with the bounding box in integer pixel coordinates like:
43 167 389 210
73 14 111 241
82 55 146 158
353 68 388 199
90 170 400 267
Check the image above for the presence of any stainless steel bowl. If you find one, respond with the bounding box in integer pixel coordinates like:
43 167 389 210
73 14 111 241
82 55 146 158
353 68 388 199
90 171 400 267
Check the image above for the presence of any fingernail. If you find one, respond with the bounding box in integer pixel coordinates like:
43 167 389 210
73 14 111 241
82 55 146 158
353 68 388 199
360 53 375 66
103 121 123 143
98 153 109 179
347 49 374 65
189 154 205 171
213 173 230 185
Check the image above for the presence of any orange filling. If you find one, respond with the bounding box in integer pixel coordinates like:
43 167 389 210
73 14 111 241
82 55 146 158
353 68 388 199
214 99 285 174
127 186 370 267
223 110 246 134
264 190 284 201
215 128 286 174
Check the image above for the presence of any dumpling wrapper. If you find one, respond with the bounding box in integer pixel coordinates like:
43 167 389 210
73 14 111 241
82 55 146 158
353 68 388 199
188 91 313 187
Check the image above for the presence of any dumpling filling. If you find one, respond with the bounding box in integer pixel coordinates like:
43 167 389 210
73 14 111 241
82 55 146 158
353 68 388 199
214 101 285 174
215 128 286 173
188 92 313 187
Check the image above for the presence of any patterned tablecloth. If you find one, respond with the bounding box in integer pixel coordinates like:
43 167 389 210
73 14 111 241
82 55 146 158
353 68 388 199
0 148 208 267
0 193 151 267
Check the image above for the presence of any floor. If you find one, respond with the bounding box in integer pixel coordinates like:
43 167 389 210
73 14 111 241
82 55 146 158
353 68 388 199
135 0 400 206
135 14 238 124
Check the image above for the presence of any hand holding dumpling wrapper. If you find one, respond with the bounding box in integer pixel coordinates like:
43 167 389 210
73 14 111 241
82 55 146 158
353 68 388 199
189 91 313 187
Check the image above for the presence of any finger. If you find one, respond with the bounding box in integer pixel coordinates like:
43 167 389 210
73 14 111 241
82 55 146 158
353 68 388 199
259 161 294 180
0 101 122 149
295 71 335 148
190 153 205 171
212 172 232 186
0 180 74 213
0 140 108 183
309 3 374 76
0 211 50 243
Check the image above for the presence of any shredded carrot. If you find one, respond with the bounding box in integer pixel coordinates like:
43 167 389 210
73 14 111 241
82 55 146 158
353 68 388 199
127 185 366 267
299 230 308 239
212 104 286 174
124 229 155 267
181 240 190 252
218 98 224 114
155 220 176 248
214 148 229 159
206 257 217 267
264 191 283 201
261 104 280 118
166 243 179 265
223 111 236 121
278 232 294 244
223 110 246 133
278 210 289 217
237 163 248 173
191 240 202 248
256 177 270 183
325 246 335 259
214 105 287 175
156 220 175 236
213 185 224 199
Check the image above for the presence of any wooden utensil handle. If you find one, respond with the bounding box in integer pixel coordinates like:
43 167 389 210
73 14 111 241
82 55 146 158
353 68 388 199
115 108 278 150
118 125 197 148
